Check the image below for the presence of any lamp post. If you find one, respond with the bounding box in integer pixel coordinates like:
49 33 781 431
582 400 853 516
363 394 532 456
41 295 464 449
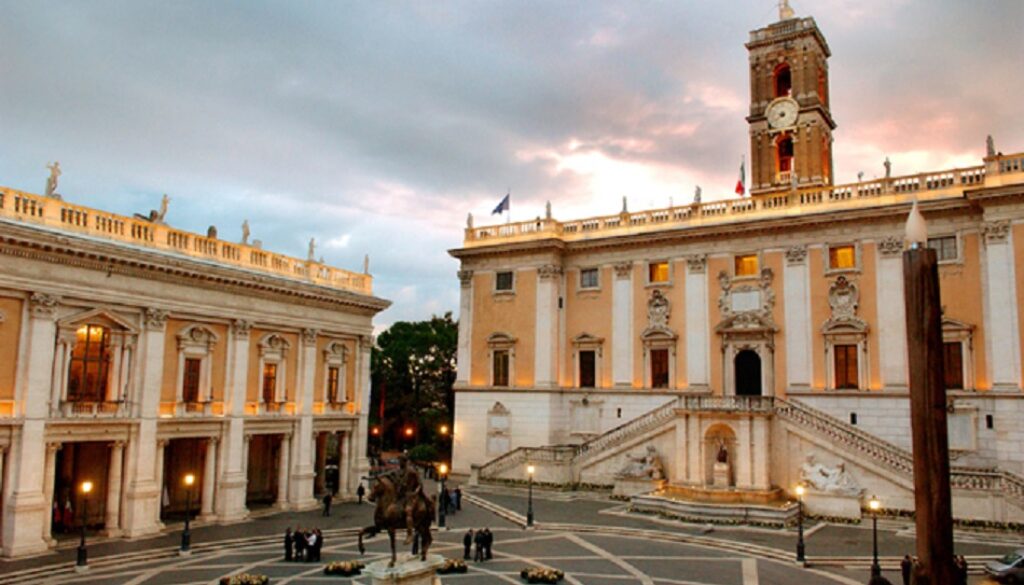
438 463 448 529
76 480 93 572
526 464 535 528
869 495 882 577
795 484 806 564
181 473 195 555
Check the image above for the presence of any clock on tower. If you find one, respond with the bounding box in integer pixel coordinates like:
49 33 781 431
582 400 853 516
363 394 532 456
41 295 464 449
745 6 836 195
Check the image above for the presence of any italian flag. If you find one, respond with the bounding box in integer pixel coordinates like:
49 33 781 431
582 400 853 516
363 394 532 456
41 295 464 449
735 157 746 196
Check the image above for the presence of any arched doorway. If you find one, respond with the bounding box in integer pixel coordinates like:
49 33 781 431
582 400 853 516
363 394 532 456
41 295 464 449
735 350 762 396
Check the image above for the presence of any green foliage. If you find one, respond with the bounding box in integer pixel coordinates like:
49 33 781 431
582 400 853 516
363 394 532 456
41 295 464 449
406 444 440 462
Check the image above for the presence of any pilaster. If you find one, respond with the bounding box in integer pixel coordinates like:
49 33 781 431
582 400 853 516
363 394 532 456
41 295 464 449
104 442 125 536
612 262 634 387
289 330 317 509
877 237 908 390
456 270 473 385
534 265 562 389
783 246 812 389
981 221 1022 390
685 255 709 390
215 319 252 522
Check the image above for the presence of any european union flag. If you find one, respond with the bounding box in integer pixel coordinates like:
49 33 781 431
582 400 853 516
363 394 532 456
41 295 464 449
491 192 510 215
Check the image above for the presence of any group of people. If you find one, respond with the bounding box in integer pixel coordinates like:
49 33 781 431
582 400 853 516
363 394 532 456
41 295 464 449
463 528 494 562
284 527 325 562
51 499 76 532
438 484 462 515
897 555 969 585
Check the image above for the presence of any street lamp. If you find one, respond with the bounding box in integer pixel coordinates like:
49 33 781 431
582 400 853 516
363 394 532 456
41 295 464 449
526 464 535 528
181 473 195 555
438 463 448 529
439 424 449 436
795 484 806 564
76 480 93 572
869 495 882 577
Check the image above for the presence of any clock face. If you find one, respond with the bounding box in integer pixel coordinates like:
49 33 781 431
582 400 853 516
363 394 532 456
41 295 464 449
767 98 798 129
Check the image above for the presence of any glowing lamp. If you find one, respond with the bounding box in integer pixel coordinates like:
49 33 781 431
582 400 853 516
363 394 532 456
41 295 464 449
795 484 805 498
184 473 196 487
404 427 414 437
81 481 93 494
526 464 535 476
439 464 448 476
439 424 449 435
868 495 881 512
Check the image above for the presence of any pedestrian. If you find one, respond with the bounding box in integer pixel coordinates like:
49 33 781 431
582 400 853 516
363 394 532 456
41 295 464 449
306 529 320 562
955 555 968 585
449 489 457 515
293 526 307 562
484 528 493 560
463 529 473 560
62 500 74 532
322 491 333 516
440 486 450 516
284 527 294 561
454 486 462 510
900 554 911 585
53 500 62 533
315 529 324 562
357 483 366 505
473 528 484 562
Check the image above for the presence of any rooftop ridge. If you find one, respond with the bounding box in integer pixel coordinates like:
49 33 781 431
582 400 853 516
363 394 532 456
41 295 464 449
0 185 373 296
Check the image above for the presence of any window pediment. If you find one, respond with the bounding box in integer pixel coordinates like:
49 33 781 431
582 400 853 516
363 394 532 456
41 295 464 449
487 332 517 348
176 324 219 351
259 333 292 358
572 332 604 346
323 340 349 364
58 308 139 334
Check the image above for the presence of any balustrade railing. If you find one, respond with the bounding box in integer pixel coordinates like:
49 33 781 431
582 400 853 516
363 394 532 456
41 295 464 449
574 397 681 464
60 400 129 418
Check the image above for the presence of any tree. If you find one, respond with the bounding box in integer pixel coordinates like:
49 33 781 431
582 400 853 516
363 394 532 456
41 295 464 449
370 312 457 455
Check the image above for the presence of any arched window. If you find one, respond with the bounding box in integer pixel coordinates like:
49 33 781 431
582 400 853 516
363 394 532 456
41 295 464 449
67 325 111 401
774 63 791 97
821 135 831 182
776 134 794 176
817 68 828 106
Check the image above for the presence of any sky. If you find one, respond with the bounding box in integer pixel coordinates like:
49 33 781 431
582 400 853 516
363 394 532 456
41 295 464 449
1 1 1021 330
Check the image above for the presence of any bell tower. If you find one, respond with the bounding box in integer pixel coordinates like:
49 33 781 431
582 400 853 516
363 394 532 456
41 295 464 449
745 3 836 195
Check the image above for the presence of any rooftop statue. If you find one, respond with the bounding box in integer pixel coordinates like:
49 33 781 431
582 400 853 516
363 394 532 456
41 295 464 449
241 220 250 245
308 238 316 261
694 185 702 204
44 161 61 198
987 134 996 158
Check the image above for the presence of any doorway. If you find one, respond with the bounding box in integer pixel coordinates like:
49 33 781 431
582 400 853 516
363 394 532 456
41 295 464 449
734 350 762 396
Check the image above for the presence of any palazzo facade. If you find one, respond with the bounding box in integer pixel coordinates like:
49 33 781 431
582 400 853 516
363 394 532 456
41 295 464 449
451 10 1024 522
0 186 388 557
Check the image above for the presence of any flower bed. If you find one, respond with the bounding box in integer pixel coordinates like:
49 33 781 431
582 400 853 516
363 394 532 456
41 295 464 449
437 558 468 574
520 567 565 583
323 560 365 576
219 574 269 585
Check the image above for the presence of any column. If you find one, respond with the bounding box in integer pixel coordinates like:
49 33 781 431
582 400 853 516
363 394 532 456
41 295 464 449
354 336 372 476
876 238 908 390
612 262 634 387
289 330 317 509
215 320 251 522
121 308 167 538
752 417 771 490
276 434 290 507
982 221 1022 391
104 442 124 535
534 265 562 389
41 443 60 543
337 432 350 497
456 270 474 386
687 416 702 485
685 255 709 390
783 247 812 389
200 438 217 518
736 418 752 489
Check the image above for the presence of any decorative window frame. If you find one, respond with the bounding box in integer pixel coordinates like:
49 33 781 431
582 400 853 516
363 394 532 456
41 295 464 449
942 317 975 391
487 332 517 388
822 277 869 391
928 233 962 265
641 329 677 389
322 340 349 403
257 333 291 403
646 259 672 287
732 252 763 280
571 333 604 388
578 267 601 291
175 324 219 403
55 308 139 405
486 401 511 457
824 241 861 275
493 270 516 295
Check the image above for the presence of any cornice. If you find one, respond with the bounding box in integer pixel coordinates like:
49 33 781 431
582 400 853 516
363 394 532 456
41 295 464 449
0 222 391 315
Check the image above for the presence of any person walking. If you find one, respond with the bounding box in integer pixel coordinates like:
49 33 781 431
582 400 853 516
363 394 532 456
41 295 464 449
954 555 968 585
463 529 473 560
900 555 912 585
454 486 462 511
484 528 493 560
357 482 366 504
473 528 485 562
322 491 333 516
284 527 294 561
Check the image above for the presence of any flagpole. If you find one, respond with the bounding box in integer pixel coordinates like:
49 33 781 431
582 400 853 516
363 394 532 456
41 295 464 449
506 188 511 224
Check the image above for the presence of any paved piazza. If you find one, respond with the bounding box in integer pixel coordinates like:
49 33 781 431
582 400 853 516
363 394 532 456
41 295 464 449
0 486 1016 585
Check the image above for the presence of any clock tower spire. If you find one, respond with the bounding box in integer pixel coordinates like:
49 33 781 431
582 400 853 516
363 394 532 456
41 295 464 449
746 8 835 195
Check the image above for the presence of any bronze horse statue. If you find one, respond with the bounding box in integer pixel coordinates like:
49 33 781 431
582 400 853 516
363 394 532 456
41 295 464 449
357 473 435 566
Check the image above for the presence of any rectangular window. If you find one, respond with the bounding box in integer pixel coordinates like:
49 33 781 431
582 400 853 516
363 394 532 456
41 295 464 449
648 261 669 283
829 245 856 270
944 342 964 389
495 271 514 291
262 362 278 403
833 344 859 389
580 268 599 289
67 325 111 402
492 350 510 387
735 254 759 277
650 348 669 389
928 236 958 262
183 358 202 403
579 350 596 388
327 366 340 402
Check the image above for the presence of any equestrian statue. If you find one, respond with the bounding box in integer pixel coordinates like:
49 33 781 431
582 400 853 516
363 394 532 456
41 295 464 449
357 457 436 567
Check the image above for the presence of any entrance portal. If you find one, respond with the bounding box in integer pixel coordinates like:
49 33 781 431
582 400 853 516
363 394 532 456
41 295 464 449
734 350 762 396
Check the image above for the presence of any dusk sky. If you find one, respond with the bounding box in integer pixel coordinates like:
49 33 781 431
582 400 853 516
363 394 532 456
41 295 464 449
2 1 1021 330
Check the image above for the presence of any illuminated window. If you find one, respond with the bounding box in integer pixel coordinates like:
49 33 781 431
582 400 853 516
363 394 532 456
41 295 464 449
495 271 514 291
492 350 510 387
580 268 599 289
262 363 278 403
829 245 856 270
774 63 792 97
327 366 340 403
182 358 202 403
928 236 958 262
833 344 858 389
67 325 111 401
734 254 759 277
648 261 669 283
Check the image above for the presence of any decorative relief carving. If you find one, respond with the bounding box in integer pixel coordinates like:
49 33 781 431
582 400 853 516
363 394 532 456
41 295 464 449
686 254 707 274
29 292 60 317
613 262 633 279
302 328 319 345
457 269 474 287
232 319 253 339
715 268 777 333
785 246 807 265
537 264 563 280
144 308 169 329
982 221 1009 243
878 236 904 257
647 290 670 330
823 276 868 333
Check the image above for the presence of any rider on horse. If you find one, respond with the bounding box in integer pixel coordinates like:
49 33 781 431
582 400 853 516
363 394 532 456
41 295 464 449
397 456 426 544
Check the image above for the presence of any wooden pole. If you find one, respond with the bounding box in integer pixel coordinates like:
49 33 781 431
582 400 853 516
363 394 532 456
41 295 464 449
902 247 956 585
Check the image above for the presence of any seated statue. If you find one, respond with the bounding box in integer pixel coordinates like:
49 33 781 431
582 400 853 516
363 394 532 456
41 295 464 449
616 445 664 480
799 455 862 496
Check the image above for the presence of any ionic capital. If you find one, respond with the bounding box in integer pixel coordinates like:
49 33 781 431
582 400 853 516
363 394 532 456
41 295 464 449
878 236 904 257
982 220 1010 244
30 292 60 318
613 262 633 279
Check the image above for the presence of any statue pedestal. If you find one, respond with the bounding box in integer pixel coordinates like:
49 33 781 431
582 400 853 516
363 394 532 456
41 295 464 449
613 477 666 498
803 490 862 520
712 463 730 489
364 554 445 585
